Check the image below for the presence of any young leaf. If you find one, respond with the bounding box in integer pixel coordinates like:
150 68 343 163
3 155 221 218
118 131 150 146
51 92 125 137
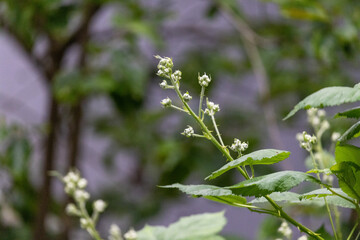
137 212 227 240
161 184 247 207
335 107 360 119
338 121 360 142
331 162 360 200
227 171 321 197
335 143 360 166
284 84 360 120
206 149 290 180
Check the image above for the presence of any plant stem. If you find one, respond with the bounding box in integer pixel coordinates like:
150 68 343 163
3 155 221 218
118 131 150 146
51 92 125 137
211 115 225 147
79 202 103 240
170 75 323 240
171 105 189 113
310 151 338 240
199 86 205 117
347 222 359 240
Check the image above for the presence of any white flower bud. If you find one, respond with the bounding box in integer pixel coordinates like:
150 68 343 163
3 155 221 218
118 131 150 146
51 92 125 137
74 190 90 202
317 109 326 117
205 101 220 116
230 138 248 154
182 126 194 137
66 203 79 216
109 224 121 236
278 221 292 239
77 178 87 189
80 218 90 229
183 92 192 101
311 116 320 126
124 228 137 240
320 120 330 131
298 235 308 240
322 174 334 184
171 70 182 82
331 132 341 142
198 73 211 87
160 98 172 108
93 200 107 213
159 80 167 89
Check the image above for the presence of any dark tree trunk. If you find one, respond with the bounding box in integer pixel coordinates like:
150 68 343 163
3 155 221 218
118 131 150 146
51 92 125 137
33 96 60 240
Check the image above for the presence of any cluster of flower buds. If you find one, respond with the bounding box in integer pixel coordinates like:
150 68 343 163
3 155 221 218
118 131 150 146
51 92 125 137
182 126 194 137
278 221 292 240
155 55 173 78
171 70 182 83
204 101 220 116
183 92 192 102
63 171 88 199
161 97 172 108
296 131 317 152
61 170 138 240
230 138 248 154
307 108 329 135
198 73 211 87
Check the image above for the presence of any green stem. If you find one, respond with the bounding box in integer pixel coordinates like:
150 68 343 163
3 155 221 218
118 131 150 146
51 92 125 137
171 105 189 113
309 151 338 240
169 75 323 240
199 86 205 117
78 201 103 240
347 222 358 240
211 115 225 147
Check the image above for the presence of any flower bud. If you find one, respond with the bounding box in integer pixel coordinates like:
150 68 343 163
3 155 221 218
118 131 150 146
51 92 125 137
93 200 107 213
124 228 137 240
160 98 172 108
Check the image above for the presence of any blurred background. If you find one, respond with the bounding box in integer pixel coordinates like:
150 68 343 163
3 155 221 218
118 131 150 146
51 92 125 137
0 0 359 239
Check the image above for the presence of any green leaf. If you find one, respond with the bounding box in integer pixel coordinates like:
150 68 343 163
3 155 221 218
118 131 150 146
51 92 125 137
251 189 355 208
161 184 247 207
335 144 360 166
284 84 360 119
300 188 355 209
338 121 360 142
227 171 321 197
250 192 300 206
335 107 360 119
137 212 227 240
161 184 233 196
331 162 360 200
206 149 290 180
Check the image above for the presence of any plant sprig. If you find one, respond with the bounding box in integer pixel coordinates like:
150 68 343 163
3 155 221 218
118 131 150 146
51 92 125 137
155 55 324 240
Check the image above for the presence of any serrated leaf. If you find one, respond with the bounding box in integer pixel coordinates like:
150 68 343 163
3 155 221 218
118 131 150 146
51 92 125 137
284 84 360 120
334 144 360 166
137 212 226 240
206 149 290 180
339 121 360 142
250 192 300 205
335 107 360 119
299 188 355 208
161 184 233 196
227 171 321 197
161 184 247 207
331 162 360 200
251 190 355 208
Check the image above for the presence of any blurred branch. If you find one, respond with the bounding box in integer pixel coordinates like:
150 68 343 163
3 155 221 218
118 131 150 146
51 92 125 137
219 3 283 149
